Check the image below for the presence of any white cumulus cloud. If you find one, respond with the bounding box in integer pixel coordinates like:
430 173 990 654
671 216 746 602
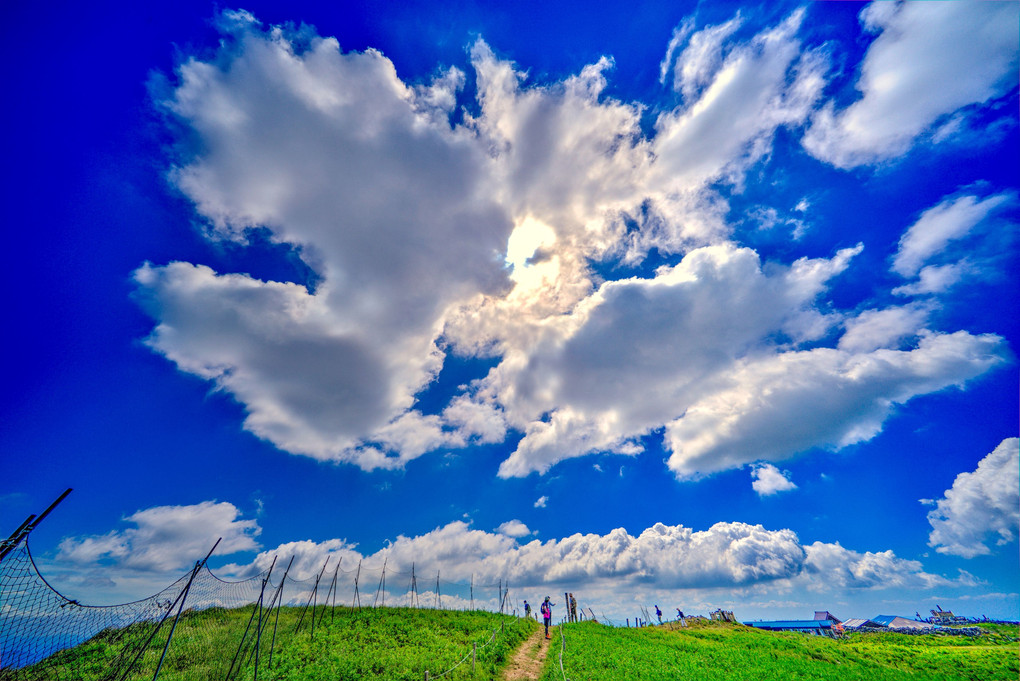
490 240 1007 478
924 437 1020 558
838 305 930 353
133 9 1011 482
140 12 514 468
803 1 1019 167
226 518 966 615
47 503 974 611
800 541 972 590
57 501 260 572
496 520 532 538
664 330 1006 478
751 464 797 496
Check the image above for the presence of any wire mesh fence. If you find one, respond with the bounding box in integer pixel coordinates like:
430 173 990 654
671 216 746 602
0 538 266 679
0 537 526 680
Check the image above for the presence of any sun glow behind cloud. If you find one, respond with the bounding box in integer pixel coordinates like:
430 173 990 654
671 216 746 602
132 6 1015 487
6 0 1015 624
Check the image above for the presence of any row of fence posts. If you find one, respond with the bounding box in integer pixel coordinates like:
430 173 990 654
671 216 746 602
1 489 525 681
247 555 517 680
225 553 300 681
139 548 519 680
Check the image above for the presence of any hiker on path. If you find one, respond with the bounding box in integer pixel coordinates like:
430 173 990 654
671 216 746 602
656 605 662 624
524 600 531 619
541 597 555 639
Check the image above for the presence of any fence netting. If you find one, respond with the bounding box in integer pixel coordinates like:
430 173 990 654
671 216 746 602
0 538 521 680
0 538 267 679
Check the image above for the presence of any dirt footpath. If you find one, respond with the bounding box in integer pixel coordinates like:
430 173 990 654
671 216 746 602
502 624 550 680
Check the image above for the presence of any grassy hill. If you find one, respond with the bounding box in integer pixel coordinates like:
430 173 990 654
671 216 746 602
12 609 1017 681
9 606 534 681
540 619 1020 681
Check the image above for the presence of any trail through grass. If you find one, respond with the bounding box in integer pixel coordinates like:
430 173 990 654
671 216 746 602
501 623 549 680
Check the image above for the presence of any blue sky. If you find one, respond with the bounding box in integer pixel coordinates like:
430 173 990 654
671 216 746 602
2 0 1018 622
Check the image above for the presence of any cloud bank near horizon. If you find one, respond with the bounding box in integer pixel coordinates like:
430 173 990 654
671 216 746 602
50 500 973 611
133 5 1015 481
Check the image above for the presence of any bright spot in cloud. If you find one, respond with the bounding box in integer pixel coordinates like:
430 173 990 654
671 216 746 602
131 6 1012 485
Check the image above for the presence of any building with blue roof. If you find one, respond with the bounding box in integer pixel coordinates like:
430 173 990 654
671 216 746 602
742 619 834 635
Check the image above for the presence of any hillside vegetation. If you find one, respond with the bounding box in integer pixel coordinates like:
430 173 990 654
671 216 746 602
12 606 534 681
541 619 1020 681
14 609 1017 681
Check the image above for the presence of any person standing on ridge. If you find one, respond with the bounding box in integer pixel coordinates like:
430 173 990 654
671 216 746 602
524 600 531 620
656 605 662 624
541 597 555 639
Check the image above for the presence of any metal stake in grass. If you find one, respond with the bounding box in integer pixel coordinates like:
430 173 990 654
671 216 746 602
229 555 276 680
296 557 329 634
317 558 341 630
266 555 295 672
152 537 221 681
374 557 387 608
351 560 362 610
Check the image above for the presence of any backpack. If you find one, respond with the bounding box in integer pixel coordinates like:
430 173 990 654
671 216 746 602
541 602 550 618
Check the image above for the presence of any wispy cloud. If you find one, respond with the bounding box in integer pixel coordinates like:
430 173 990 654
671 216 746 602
891 191 1014 278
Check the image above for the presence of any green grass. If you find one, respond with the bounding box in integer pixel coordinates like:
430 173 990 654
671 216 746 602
10 606 535 681
540 620 1019 681
15 610 1016 681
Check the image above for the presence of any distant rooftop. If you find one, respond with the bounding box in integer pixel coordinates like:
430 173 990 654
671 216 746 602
744 620 833 631
872 615 930 629
842 618 882 629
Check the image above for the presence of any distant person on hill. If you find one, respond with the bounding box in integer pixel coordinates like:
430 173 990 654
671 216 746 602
541 597 555 639
524 600 531 619
656 605 662 624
